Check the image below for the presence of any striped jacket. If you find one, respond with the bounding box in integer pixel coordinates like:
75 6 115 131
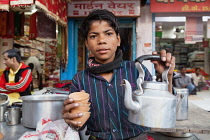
0 62 32 96
70 61 152 140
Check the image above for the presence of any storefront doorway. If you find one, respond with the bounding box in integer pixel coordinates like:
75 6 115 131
154 13 210 75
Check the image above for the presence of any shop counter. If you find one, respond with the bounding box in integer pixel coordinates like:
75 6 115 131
0 121 34 140
1 102 210 140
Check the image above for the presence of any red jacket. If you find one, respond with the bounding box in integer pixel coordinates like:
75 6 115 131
0 62 32 96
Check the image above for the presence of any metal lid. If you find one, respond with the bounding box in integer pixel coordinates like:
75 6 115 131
19 94 68 101
0 93 9 106
143 81 168 91
174 88 189 93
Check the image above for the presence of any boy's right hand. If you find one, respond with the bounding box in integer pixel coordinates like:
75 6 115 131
62 98 83 129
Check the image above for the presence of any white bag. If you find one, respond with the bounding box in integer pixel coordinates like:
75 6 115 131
19 118 80 140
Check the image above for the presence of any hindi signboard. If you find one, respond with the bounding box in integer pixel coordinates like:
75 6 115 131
68 1 140 17
185 17 203 44
151 0 210 13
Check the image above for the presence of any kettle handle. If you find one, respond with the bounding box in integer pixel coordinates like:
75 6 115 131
135 55 160 63
135 55 169 84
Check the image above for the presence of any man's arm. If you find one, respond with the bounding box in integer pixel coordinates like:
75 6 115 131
174 78 181 88
187 76 192 84
201 75 206 83
0 72 10 93
5 69 32 92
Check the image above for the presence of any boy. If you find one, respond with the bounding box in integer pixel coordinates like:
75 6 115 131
62 9 175 140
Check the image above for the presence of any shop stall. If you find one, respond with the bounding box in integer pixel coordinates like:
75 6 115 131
151 0 210 79
0 0 68 90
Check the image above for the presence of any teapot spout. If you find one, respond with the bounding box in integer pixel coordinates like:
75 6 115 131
122 79 140 113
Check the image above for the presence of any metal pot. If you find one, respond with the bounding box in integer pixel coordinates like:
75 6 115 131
19 94 68 128
0 93 9 122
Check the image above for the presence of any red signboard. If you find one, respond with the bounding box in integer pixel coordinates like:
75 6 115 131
0 0 9 11
151 0 210 13
185 17 203 44
68 1 140 17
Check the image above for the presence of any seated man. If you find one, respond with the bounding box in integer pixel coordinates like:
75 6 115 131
174 67 195 94
191 68 207 91
0 49 32 104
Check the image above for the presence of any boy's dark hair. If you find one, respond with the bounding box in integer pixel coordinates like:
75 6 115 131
3 49 21 63
80 9 119 39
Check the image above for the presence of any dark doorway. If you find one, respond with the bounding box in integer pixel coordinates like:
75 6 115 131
119 28 132 61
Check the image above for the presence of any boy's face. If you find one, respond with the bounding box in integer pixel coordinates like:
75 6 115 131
85 20 120 64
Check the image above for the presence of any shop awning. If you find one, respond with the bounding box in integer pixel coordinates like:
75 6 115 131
0 0 67 26
35 0 67 26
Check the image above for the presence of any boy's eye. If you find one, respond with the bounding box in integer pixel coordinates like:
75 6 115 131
106 32 113 36
89 35 96 39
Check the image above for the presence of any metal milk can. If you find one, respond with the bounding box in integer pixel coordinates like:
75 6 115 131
0 93 9 122
174 88 189 120
122 55 177 128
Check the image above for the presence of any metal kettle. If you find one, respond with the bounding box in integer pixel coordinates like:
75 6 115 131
122 55 177 128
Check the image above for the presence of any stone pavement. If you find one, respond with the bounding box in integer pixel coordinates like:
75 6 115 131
188 89 210 140
189 89 210 111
